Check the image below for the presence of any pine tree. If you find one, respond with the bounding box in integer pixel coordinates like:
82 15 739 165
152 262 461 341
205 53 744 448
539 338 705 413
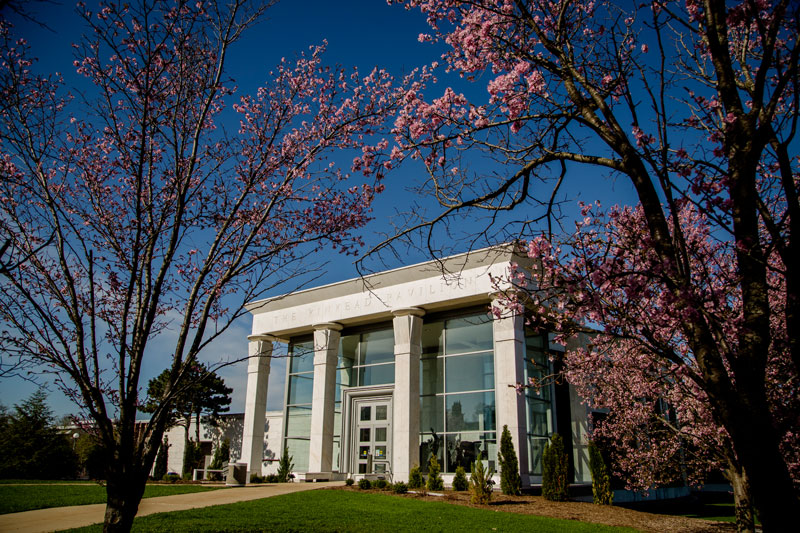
153 439 169 480
276 445 294 482
588 440 613 505
452 466 468 491
498 425 522 495
408 465 424 488
542 433 570 501
426 455 444 491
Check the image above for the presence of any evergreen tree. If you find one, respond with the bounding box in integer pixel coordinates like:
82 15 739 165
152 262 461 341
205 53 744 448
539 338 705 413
426 455 444 491
452 466 468 491
542 433 570 501
209 438 230 470
276 445 293 482
141 364 232 476
153 439 169 480
588 441 613 505
498 425 521 495
408 465 424 489
0 390 78 479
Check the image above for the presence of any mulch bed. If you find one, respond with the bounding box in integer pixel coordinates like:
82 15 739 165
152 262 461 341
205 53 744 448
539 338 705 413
333 487 736 533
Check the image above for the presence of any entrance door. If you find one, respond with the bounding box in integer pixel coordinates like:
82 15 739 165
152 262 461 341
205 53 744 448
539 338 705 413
354 400 391 475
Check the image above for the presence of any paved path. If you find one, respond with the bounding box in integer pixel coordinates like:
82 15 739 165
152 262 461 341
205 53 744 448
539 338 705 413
0 482 343 533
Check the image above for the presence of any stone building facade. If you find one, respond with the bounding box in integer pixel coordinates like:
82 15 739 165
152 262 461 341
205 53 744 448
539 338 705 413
238 245 592 485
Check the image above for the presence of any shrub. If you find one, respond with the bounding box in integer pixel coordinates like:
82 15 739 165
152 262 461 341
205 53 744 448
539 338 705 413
498 425 522 495
276 445 294 482
469 460 494 504
374 479 388 490
208 438 230 480
249 473 263 483
358 478 372 490
153 440 169 481
542 433 570 501
264 473 280 483
345 478 354 486
588 440 613 505
182 440 204 478
426 455 444 491
392 481 408 494
408 465 424 489
452 466 468 491
162 473 180 483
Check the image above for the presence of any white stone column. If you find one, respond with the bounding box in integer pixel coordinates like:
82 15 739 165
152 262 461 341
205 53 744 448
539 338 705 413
392 307 425 482
491 293 529 479
307 322 343 474
241 335 273 480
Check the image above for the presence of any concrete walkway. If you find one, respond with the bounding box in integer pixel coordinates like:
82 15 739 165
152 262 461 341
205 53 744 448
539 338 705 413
0 481 343 533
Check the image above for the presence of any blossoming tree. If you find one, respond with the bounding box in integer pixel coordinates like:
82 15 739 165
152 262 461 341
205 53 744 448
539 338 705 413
0 1 401 530
380 1 800 530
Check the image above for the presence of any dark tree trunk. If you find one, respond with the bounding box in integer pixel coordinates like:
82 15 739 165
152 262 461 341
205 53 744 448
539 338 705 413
718 393 797 532
102 464 147 533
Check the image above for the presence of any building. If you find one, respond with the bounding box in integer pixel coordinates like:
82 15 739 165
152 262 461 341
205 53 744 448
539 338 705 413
238 245 593 486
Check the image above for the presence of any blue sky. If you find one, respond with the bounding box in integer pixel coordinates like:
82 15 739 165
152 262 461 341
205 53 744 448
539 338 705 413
1 0 639 417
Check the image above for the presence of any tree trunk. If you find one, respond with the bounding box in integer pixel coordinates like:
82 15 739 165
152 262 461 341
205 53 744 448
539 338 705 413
725 460 755 533
102 465 147 533
182 416 191 477
721 396 797 532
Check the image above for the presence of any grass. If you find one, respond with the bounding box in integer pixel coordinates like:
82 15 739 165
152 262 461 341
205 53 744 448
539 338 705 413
65 489 637 533
624 492 760 525
0 479 96 484
0 483 226 515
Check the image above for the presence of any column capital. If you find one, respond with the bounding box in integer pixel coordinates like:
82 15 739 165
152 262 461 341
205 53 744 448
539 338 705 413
247 333 277 342
487 289 522 301
312 322 343 332
391 307 426 318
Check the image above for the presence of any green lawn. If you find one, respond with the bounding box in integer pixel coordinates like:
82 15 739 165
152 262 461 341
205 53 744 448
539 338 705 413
0 483 226 515
65 490 637 533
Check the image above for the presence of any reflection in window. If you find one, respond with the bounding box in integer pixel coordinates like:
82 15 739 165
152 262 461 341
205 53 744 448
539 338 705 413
285 340 314 471
419 312 496 473
525 327 553 475
337 327 395 391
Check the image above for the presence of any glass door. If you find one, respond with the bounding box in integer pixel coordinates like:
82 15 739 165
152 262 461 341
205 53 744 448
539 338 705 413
354 400 391 475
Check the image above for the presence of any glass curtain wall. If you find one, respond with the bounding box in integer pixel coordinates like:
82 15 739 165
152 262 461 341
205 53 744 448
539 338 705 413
420 312 496 473
524 329 553 475
284 339 314 472
335 327 394 470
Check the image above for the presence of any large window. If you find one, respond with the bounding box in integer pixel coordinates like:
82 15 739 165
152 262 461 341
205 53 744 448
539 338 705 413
335 326 394 470
419 312 496 473
525 329 553 475
284 339 314 472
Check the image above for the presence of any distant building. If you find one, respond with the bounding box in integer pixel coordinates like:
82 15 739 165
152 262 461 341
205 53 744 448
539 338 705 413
238 245 594 486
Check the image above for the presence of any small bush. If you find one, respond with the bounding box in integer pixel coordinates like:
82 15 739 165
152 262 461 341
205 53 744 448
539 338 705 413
276 445 294 483
374 479 388 490
452 466 468 491
498 425 522 495
408 465 424 489
426 456 444 491
589 440 613 505
264 473 280 483
358 478 372 490
542 433 570 501
345 478 354 486
249 473 263 484
469 460 494 504
162 473 180 483
392 481 408 494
